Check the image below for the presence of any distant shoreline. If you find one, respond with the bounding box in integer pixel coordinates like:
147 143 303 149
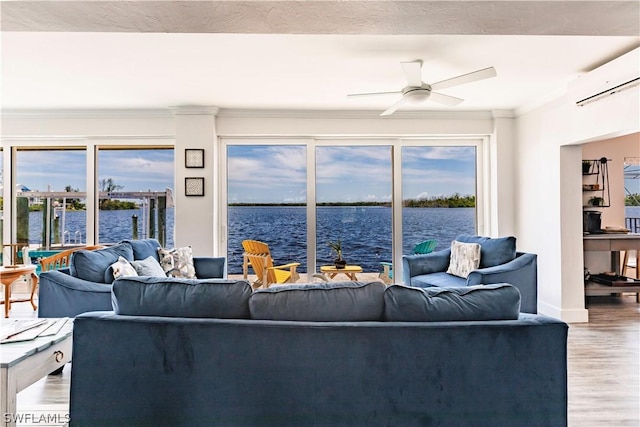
230 194 476 208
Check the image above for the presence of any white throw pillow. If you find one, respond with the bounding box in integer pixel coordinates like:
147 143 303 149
111 256 139 279
157 246 196 279
130 256 167 277
446 240 481 278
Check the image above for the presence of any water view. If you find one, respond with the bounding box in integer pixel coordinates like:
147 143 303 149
18 206 640 275
227 206 475 274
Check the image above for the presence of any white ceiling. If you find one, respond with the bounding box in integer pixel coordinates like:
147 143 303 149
1 1 639 114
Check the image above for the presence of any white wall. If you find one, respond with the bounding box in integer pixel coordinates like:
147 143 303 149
514 48 640 322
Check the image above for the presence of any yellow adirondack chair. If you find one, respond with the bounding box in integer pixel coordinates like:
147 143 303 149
242 240 300 289
379 239 437 284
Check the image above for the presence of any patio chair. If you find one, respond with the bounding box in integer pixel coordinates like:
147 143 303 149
242 240 300 289
39 245 105 273
379 239 437 284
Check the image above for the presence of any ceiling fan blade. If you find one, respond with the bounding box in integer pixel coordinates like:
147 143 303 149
380 96 408 116
401 61 423 87
428 91 464 106
347 91 401 98
430 66 497 91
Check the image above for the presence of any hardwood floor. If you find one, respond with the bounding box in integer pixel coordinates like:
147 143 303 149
4 284 639 426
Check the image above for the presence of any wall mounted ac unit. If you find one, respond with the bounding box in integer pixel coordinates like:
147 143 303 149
569 47 640 107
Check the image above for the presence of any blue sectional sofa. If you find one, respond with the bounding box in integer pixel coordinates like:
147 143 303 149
70 279 568 427
402 235 538 313
38 239 226 317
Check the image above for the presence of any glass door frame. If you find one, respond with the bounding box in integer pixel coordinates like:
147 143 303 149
219 136 487 282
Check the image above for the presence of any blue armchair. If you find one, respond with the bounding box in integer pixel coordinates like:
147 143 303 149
402 235 537 313
38 239 226 318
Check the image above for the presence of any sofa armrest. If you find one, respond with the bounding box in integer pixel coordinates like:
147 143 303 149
39 269 113 293
38 269 113 317
194 257 226 279
402 249 451 284
466 252 538 313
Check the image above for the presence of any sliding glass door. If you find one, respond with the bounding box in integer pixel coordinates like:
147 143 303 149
315 144 392 273
401 145 477 254
225 144 308 276
222 137 481 282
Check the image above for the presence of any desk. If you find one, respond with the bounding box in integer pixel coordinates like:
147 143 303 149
583 233 640 301
0 265 38 318
319 265 362 281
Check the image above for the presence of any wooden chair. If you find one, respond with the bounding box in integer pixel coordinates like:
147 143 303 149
39 245 105 272
622 250 639 279
242 240 300 289
379 239 437 284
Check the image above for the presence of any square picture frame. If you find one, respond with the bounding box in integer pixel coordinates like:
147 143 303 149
185 177 205 196
185 148 204 168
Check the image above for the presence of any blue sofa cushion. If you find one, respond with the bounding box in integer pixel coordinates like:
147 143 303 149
70 243 134 284
410 271 467 288
122 239 162 262
112 276 252 318
249 281 385 321
384 283 521 321
456 235 516 268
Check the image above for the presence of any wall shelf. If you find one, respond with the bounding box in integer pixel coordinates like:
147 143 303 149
582 158 610 208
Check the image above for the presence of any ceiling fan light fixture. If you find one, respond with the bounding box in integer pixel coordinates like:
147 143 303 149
404 88 431 103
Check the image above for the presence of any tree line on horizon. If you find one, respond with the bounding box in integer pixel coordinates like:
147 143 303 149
230 193 477 208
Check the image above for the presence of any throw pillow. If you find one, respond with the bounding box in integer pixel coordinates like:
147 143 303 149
110 256 138 279
383 283 521 321
158 246 196 279
455 235 517 268
446 240 481 278
249 281 385 321
130 256 166 277
112 277 253 318
70 242 134 284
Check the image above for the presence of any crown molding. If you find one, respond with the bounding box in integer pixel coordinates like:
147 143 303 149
0 109 175 119
171 106 220 116
216 109 496 120
0 107 505 121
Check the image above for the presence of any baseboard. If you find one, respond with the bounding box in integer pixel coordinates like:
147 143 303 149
538 300 589 323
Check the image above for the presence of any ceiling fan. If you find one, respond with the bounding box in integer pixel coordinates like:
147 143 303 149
348 60 497 116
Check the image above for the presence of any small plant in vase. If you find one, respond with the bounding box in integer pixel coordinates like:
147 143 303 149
328 239 347 269
588 196 604 207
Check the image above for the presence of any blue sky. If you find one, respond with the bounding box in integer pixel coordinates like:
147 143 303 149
12 149 174 193
227 145 476 203
4 147 637 203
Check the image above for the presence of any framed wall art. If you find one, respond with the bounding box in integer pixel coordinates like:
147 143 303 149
185 149 204 168
185 177 205 196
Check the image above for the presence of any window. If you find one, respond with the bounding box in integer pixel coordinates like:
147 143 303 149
315 144 392 271
15 148 87 248
401 145 477 253
97 148 175 246
222 137 482 282
226 144 308 275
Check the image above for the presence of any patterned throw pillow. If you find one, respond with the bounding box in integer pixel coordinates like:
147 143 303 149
111 256 139 279
446 240 481 278
157 246 196 279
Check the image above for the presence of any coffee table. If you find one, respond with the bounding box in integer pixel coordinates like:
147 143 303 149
319 265 363 281
0 319 72 427
0 265 38 318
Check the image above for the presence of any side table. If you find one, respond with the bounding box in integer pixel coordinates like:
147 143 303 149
319 265 363 281
0 265 38 318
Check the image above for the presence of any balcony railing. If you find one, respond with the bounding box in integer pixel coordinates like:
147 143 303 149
625 217 640 233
